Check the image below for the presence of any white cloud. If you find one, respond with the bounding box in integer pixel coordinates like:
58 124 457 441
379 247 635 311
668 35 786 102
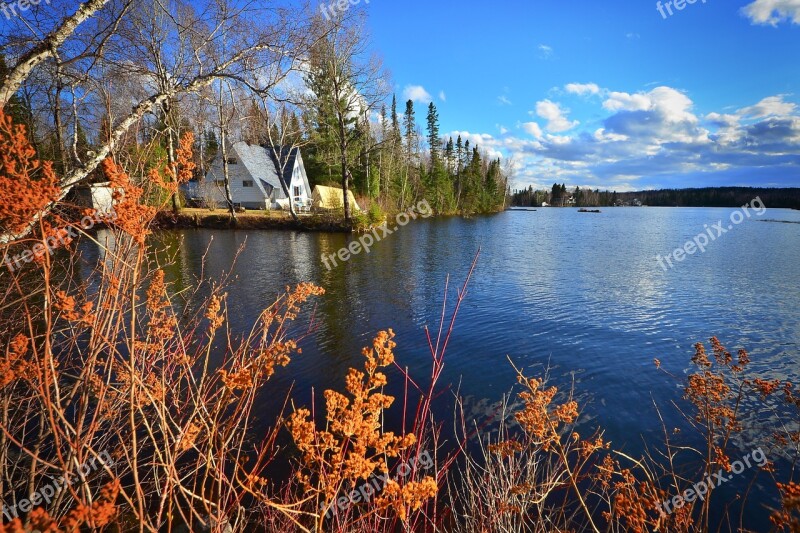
594 128 628 142
602 87 697 124
538 44 554 59
742 0 800 25
521 121 543 138
603 91 652 112
402 85 433 104
565 83 601 96
498 95 512 106
706 113 743 144
462 84 800 191
439 90 447 102
706 112 740 127
440 85 800 192
535 100 579 132
738 95 797 118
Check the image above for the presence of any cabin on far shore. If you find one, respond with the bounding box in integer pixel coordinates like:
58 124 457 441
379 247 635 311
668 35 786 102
551 195 575 207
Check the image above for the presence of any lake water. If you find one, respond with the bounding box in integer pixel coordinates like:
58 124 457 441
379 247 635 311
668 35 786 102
95 207 800 528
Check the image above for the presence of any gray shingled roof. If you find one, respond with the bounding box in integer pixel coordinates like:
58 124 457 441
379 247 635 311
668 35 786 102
266 145 299 185
231 142 283 190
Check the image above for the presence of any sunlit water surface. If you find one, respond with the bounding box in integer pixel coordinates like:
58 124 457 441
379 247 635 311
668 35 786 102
81 207 800 529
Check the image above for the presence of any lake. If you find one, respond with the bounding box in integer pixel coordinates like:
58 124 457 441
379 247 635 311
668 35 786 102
90 206 800 528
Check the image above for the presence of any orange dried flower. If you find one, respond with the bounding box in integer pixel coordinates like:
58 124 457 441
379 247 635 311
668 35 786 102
288 330 427 512
753 378 782 398
488 440 524 458
0 334 31 389
0 110 60 235
205 293 225 331
175 131 196 184
102 158 155 245
178 420 202 452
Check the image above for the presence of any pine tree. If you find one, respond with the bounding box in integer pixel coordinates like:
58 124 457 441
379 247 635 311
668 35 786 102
403 100 416 155
391 94 400 140
445 137 454 174
426 102 441 168
303 40 342 185
399 100 417 209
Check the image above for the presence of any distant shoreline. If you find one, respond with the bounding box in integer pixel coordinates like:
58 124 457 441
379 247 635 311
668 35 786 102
511 187 800 210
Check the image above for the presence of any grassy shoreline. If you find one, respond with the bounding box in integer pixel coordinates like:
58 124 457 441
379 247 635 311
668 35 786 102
153 209 353 232
153 207 506 233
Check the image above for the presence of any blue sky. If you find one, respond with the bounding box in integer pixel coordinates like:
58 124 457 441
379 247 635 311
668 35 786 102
364 0 800 191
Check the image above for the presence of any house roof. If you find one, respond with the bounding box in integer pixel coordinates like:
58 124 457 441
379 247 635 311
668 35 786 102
231 142 284 191
266 145 300 186
187 142 309 202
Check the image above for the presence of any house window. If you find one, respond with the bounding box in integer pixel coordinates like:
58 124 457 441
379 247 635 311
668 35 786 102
293 186 301 198
243 180 254 188
226 158 237 165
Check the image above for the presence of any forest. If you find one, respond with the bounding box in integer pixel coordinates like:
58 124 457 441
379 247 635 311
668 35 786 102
511 184 800 209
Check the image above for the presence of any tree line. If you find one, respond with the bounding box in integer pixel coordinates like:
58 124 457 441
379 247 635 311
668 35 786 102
511 184 618 207
512 185 800 209
302 94 509 218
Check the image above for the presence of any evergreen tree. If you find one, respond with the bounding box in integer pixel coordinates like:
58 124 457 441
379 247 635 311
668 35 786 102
391 94 400 140
399 100 418 208
426 102 441 168
303 39 343 184
403 100 415 154
455 136 463 173
445 137 454 174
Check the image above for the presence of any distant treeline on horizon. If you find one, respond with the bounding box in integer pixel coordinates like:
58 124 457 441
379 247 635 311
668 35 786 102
614 187 800 209
511 186 800 209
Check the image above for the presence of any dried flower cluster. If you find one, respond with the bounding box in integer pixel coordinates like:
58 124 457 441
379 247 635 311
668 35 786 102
288 329 436 529
513 376 579 452
0 110 60 234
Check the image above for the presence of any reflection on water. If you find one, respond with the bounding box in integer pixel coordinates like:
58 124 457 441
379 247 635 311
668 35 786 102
77 207 800 528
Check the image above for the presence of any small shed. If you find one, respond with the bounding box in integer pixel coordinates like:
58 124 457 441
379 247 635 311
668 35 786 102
71 182 117 215
312 185 360 212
